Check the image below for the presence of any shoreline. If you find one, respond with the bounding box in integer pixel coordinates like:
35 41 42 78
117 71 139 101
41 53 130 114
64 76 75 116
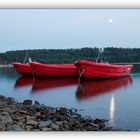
0 95 116 131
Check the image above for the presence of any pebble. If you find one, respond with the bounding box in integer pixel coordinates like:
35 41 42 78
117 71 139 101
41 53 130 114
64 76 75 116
41 127 52 131
39 120 53 128
35 101 40 105
26 120 39 126
23 100 32 105
51 124 59 130
0 95 111 131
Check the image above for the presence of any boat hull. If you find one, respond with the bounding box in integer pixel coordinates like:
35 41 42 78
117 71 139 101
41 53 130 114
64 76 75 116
12 62 32 76
75 60 133 79
29 62 79 77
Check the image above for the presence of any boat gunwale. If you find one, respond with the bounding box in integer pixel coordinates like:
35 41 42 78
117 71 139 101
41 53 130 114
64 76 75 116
75 60 133 68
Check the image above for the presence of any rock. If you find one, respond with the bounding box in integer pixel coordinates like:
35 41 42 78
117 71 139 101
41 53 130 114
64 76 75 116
55 121 63 126
11 115 25 123
26 120 39 126
35 104 46 111
51 124 59 130
0 111 10 116
35 112 41 117
63 124 70 130
0 122 6 131
41 127 52 131
30 129 41 131
94 119 105 124
16 110 28 115
26 115 36 121
39 120 53 128
58 107 67 115
7 124 25 131
0 108 11 112
16 120 25 128
23 100 32 105
13 127 25 131
35 101 40 105
89 123 99 128
25 125 33 131
54 113 65 121
46 108 55 115
0 114 13 124
0 95 111 131
0 95 5 99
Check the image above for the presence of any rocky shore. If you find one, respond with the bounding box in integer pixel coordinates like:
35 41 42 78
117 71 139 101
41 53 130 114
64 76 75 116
0 95 113 131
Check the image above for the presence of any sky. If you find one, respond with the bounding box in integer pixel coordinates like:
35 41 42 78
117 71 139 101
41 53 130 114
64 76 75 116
0 9 140 52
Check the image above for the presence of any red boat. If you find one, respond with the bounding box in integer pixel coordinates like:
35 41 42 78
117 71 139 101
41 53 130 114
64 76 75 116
76 76 132 100
75 60 133 79
29 62 79 78
12 62 32 76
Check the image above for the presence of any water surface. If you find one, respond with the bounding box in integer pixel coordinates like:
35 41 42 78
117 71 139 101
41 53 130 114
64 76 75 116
0 68 140 130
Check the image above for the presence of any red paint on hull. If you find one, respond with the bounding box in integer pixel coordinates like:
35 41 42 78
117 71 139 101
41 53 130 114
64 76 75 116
29 62 79 78
12 62 32 76
75 60 133 79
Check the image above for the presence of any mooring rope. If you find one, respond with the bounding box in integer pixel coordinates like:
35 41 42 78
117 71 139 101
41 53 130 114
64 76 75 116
78 69 84 82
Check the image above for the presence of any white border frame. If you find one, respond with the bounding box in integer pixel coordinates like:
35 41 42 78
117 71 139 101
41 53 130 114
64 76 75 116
0 1 140 140
0 0 140 8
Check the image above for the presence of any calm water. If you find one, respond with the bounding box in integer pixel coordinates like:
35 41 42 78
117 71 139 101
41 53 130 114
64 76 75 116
0 68 140 130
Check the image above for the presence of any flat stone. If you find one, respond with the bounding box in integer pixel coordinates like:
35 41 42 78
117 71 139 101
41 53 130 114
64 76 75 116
0 114 13 124
51 124 59 130
16 110 28 115
0 122 6 131
41 127 52 131
26 115 36 121
0 108 11 112
55 121 63 126
26 120 39 126
90 123 99 128
58 107 67 115
23 100 32 105
16 121 25 127
46 109 55 115
39 120 53 128
13 128 25 131
54 114 65 121
35 112 41 117
25 125 33 131
64 124 70 130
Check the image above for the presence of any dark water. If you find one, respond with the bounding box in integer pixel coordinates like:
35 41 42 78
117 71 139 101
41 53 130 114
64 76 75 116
0 68 140 130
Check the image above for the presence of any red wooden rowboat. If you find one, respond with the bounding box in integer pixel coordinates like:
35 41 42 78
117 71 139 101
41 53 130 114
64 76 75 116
12 62 32 76
75 60 133 79
29 62 79 78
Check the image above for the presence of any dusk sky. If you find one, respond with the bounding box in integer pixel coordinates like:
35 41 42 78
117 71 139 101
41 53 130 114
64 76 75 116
0 9 140 52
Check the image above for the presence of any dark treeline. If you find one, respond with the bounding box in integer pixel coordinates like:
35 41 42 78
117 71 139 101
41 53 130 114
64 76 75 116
0 47 140 64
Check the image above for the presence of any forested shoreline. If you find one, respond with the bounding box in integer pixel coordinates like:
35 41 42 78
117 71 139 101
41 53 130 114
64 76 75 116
0 47 140 64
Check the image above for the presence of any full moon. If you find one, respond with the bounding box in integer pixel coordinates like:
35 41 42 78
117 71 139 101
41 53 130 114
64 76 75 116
109 19 113 23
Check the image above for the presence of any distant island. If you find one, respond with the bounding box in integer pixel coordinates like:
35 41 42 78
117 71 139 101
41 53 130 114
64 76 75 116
0 47 140 65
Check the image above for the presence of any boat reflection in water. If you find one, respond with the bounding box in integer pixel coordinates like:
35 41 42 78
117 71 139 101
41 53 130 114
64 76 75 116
76 76 133 100
14 76 33 88
31 77 78 93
